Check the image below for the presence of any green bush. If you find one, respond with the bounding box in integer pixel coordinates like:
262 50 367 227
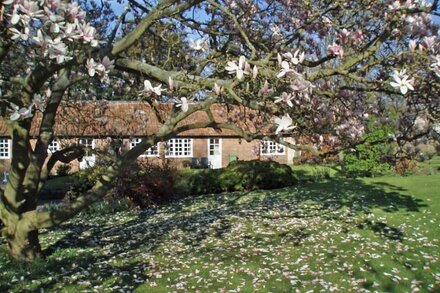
343 126 394 178
71 165 107 194
183 160 296 195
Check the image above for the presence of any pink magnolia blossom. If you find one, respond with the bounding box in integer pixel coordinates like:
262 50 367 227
423 36 436 51
388 1 401 11
258 80 271 97
274 92 294 107
64 2 85 22
47 38 70 64
101 56 114 71
18 1 44 24
327 43 344 58
352 30 364 43
86 58 98 77
338 29 351 44
62 22 79 40
78 23 98 47
85 57 114 82
9 103 33 121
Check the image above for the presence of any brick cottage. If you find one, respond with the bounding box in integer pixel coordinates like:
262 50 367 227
0 101 302 173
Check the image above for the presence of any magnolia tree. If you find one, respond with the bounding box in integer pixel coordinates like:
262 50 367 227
0 0 439 261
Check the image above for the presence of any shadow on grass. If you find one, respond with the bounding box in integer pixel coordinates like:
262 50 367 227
0 178 426 291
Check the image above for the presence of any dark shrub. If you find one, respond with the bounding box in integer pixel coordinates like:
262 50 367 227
184 160 296 195
112 160 177 208
70 161 177 209
56 164 71 176
222 160 296 191
184 168 223 195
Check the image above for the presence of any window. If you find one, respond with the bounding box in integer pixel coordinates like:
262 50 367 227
165 138 192 158
130 138 159 157
260 140 285 155
0 139 11 159
209 138 221 156
79 138 94 157
48 140 59 153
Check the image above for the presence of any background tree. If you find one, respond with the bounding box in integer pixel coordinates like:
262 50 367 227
0 0 439 261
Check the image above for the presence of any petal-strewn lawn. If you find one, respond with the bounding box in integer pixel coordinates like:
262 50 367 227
1 174 439 292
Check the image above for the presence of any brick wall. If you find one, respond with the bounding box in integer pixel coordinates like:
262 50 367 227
0 137 293 174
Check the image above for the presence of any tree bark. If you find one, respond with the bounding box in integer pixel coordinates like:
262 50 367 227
3 217 42 261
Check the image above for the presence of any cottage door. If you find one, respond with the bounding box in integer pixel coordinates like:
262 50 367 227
79 138 96 170
208 138 222 169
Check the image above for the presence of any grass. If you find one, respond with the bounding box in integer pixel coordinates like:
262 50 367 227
1 168 439 292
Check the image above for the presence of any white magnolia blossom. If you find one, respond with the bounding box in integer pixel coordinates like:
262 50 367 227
176 97 189 112
4 0 99 64
9 104 33 121
277 61 297 78
85 57 114 82
390 69 415 94
10 27 30 41
225 56 249 80
430 55 440 77
141 80 164 96
274 113 296 134
213 83 223 96
189 38 208 51
408 39 417 52
168 76 174 91
283 49 305 65
274 92 294 107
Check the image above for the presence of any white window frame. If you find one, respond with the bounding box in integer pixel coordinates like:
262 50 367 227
130 138 160 157
48 140 59 154
0 138 11 159
79 138 95 156
260 140 286 156
165 138 193 158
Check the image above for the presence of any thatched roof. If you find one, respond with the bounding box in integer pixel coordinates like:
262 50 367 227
0 101 273 138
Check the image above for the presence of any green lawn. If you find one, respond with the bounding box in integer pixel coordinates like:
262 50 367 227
1 173 439 292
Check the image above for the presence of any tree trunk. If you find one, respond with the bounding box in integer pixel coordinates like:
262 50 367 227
4 218 42 261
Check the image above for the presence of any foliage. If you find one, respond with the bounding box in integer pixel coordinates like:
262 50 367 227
70 165 108 195
395 158 418 176
111 160 178 208
343 126 395 177
55 164 71 177
183 160 296 195
290 164 338 183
